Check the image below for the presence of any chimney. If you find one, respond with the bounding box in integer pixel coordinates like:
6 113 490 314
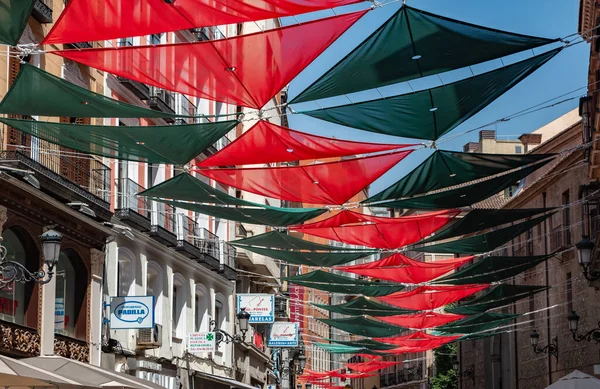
518 133 543 152
479 130 496 141
463 142 480 153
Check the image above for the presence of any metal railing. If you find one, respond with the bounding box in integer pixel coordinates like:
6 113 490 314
149 87 176 113
220 241 236 268
235 222 248 238
193 227 220 259
151 201 176 233
117 178 147 215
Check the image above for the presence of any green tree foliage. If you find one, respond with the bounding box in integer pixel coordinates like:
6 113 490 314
430 343 458 389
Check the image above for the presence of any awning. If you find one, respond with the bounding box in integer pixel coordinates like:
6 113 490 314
0 355 86 388
195 371 259 389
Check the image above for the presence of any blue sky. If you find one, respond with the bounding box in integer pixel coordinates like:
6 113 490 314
283 0 589 195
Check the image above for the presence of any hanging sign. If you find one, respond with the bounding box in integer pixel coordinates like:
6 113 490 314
188 332 216 354
237 294 275 323
268 322 299 347
110 296 155 329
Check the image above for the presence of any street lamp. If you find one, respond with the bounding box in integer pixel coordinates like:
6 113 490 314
452 358 474 382
0 228 62 289
297 384 302 389
209 308 252 348
529 329 558 360
237 307 250 338
298 351 306 374
403 360 410 370
305 383 312 389
576 236 600 281
567 311 600 343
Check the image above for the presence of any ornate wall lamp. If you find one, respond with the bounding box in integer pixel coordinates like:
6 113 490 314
568 311 600 343
576 236 600 281
529 330 558 361
209 308 251 348
452 358 474 382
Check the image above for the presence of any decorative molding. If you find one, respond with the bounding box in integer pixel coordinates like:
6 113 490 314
0 205 7 232
90 248 104 276
0 321 40 356
54 335 89 363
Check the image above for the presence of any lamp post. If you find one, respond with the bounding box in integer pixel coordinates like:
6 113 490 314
452 358 474 382
529 330 558 360
576 236 600 281
209 308 251 348
0 228 62 289
567 311 600 343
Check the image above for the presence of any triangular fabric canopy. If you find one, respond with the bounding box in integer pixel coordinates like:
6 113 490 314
161 200 325 227
379 284 489 310
447 285 548 315
436 312 519 334
313 343 368 354
419 208 554 244
285 270 405 297
0 118 237 165
318 316 406 337
312 297 416 317
366 151 556 203
346 361 401 373
434 254 553 285
231 231 363 251
301 49 560 141
198 120 413 167
0 0 35 45
289 209 458 249
412 214 552 254
326 339 398 351
197 150 412 204
374 158 553 209
376 331 460 348
50 11 366 109
335 253 474 283
235 246 376 267
43 0 364 44
378 312 465 329
139 173 257 207
292 5 556 103
0 64 181 118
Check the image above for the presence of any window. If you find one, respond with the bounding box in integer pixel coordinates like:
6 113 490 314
172 274 187 338
150 34 162 45
194 285 209 332
527 229 534 256
515 145 522 154
117 256 133 296
55 249 87 339
562 191 571 245
566 272 573 313
146 262 163 325
528 295 535 328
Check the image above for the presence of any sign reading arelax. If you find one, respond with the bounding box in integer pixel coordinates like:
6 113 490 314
237 294 274 323
188 332 216 354
268 322 299 347
110 296 154 329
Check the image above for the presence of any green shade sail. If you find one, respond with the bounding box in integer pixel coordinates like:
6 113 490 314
314 343 367 354
324 338 398 351
0 64 182 118
366 151 555 203
285 270 405 297
313 296 416 317
436 312 519 334
447 285 547 315
434 254 553 285
0 0 35 45
162 200 326 227
301 49 560 141
236 246 376 267
0 118 237 165
376 158 552 210
292 6 556 103
232 231 363 251
413 214 551 254
420 208 554 244
139 173 257 207
318 316 407 337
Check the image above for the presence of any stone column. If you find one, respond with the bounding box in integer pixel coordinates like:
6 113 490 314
89 248 104 366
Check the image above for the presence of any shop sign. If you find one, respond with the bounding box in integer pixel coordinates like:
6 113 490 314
110 296 154 329
188 332 216 354
268 322 299 347
55 298 65 330
237 294 274 323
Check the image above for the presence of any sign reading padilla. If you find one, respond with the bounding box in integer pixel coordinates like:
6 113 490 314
237 294 274 323
188 332 216 354
268 322 299 347
110 296 154 329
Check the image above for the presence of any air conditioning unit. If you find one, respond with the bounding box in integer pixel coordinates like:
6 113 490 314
136 324 162 349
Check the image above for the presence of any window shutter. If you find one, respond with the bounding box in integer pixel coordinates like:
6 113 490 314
6 53 30 152
59 117 91 188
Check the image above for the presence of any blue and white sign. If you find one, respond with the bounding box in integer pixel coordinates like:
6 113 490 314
267 322 299 347
54 298 65 331
110 296 155 329
237 294 275 323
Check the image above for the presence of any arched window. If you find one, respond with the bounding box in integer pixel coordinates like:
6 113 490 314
172 273 187 338
55 249 87 339
0 227 38 327
117 250 135 296
214 293 228 333
146 261 163 325
194 284 209 332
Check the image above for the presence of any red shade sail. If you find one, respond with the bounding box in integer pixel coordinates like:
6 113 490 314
377 312 465 329
377 331 461 348
379 285 489 310
290 210 458 249
198 120 414 167
346 361 401 373
197 150 412 204
50 11 366 109
43 0 364 44
336 253 474 283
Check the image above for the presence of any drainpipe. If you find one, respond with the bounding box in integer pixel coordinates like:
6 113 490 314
542 192 552 385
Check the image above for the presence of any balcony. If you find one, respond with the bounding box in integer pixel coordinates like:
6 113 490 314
380 364 423 388
0 320 40 357
32 0 52 24
174 94 197 125
115 40 151 100
0 151 112 221
115 178 151 231
219 241 237 280
147 87 176 122
149 202 178 247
